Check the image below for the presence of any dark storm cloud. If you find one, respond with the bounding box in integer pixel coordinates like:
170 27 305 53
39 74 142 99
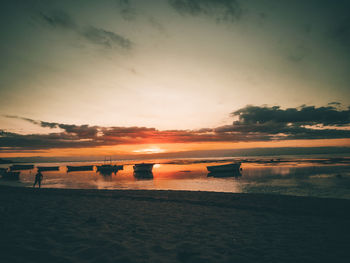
168 0 242 23
328 102 342 107
214 123 350 140
3 115 99 139
0 129 109 150
2 104 350 151
232 105 350 126
212 104 350 141
37 10 132 49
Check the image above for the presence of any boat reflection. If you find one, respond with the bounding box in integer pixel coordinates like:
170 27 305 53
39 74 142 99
207 171 242 178
98 172 114 182
98 170 114 177
133 171 154 180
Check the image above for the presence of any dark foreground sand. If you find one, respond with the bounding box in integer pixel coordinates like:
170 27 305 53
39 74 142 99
0 186 349 263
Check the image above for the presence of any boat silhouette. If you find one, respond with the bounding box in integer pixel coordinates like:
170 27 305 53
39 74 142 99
9 164 34 171
66 165 94 172
207 162 242 177
133 163 154 173
0 168 20 180
96 164 123 174
37 166 59 172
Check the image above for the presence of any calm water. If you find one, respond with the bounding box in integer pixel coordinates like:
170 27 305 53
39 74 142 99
1 157 350 199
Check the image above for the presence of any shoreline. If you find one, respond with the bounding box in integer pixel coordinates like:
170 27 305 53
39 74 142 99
1 185 349 262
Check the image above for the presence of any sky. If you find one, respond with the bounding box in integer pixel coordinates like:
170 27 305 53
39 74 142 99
0 0 350 158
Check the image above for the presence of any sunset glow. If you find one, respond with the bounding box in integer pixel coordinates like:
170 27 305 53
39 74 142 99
0 0 349 160
1 3 350 263
133 147 165 154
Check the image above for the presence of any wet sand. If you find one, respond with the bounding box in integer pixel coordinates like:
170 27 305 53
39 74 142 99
0 186 349 263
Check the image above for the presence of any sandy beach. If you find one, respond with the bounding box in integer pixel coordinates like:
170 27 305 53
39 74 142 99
0 185 349 263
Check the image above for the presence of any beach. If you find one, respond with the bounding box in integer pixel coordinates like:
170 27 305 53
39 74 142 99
0 186 349 263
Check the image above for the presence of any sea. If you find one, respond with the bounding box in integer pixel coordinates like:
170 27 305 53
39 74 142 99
1 155 350 199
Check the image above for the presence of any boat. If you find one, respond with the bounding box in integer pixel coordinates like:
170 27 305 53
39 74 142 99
66 165 94 172
133 163 154 173
96 157 123 174
96 164 123 173
9 164 34 171
133 163 154 179
0 169 20 180
207 162 242 177
37 166 59 172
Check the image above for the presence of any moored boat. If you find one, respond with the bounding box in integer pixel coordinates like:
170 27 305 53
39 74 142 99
0 169 20 180
133 163 154 173
9 164 34 171
37 166 59 172
207 162 242 177
66 165 94 172
96 164 123 173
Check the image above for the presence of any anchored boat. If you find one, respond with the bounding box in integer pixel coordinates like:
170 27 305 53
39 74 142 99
37 166 59 172
96 164 123 174
66 165 94 172
133 163 154 179
133 163 154 173
9 164 34 171
207 162 242 177
0 169 20 180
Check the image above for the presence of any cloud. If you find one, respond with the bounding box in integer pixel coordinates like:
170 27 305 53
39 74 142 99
38 10 77 30
37 10 132 49
117 0 137 21
329 17 350 47
2 104 350 151
5 115 36 123
149 17 167 35
218 104 350 141
168 0 242 23
287 44 310 63
81 26 132 49
0 130 99 150
231 105 350 126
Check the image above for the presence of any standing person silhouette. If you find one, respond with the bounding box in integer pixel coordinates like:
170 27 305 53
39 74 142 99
33 171 43 188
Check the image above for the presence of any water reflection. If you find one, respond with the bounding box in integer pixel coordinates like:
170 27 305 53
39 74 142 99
0 158 349 199
98 171 114 176
207 171 242 177
133 171 154 180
